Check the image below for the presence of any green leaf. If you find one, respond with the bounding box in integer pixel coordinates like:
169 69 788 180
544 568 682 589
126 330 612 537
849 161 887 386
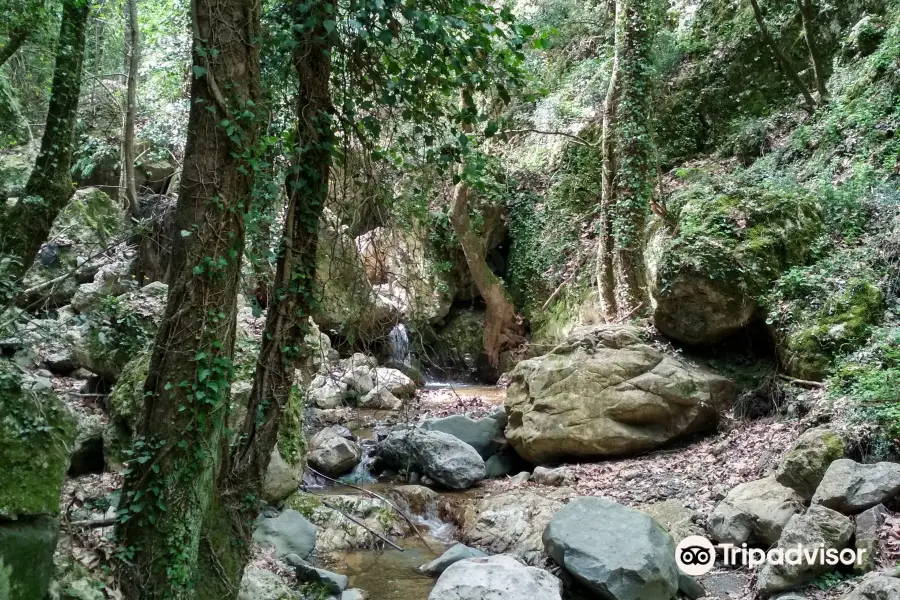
180 230 192 237
192 65 207 79
323 19 336 33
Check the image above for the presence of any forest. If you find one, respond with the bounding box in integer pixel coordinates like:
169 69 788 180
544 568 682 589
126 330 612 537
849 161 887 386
1 0 900 598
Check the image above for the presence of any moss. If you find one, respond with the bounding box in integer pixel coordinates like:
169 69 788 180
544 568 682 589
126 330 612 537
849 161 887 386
0 516 59 600
284 491 322 520
0 362 76 517
108 350 151 427
277 384 306 468
766 249 884 380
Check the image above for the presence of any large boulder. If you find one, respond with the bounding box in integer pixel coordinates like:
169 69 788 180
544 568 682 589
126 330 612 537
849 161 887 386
812 459 900 514
775 427 845 500
308 426 362 477
639 500 705 542
707 476 805 546
371 367 415 398
69 281 168 381
543 497 679 600
251 509 317 560
377 429 485 489
649 179 822 345
504 325 734 463
459 489 564 556
429 555 562 600
307 374 349 409
0 364 75 600
420 409 507 459
757 505 854 596
425 309 487 377
20 187 126 307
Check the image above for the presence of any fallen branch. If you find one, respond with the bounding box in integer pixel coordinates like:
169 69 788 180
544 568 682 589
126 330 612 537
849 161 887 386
777 374 825 389
319 500 404 551
307 467 434 552
65 517 117 529
499 128 597 148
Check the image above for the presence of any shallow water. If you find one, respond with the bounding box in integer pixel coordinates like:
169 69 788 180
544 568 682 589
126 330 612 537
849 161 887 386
331 535 447 600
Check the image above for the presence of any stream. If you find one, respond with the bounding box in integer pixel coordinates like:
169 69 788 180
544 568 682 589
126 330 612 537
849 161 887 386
309 381 503 599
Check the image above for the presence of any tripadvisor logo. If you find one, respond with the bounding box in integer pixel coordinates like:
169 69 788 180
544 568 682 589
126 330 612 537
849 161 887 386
675 535 867 576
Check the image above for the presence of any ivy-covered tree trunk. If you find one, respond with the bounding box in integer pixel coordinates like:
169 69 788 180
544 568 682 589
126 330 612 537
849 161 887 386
450 91 524 367
121 0 140 217
0 0 88 279
193 2 334 598
114 0 261 596
597 0 654 318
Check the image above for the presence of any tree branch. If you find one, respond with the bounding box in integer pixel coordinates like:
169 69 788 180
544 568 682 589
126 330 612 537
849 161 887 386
499 128 597 148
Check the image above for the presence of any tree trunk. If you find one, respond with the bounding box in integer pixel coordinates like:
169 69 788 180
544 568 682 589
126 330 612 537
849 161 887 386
0 0 89 280
597 21 620 321
795 0 828 103
193 2 335 597
122 0 140 217
114 0 261 595
610 0 653 315
748 0 816 112
449 91 523 367
0 28 27 68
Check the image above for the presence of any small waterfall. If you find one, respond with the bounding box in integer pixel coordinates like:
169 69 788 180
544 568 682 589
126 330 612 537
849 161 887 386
342 441 377 485
388 323 411 367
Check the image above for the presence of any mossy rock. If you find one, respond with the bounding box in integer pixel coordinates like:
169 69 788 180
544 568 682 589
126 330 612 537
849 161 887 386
284 491 323 520
766 249 884 381
0 516 59 600
775 427 846 501
651 176 823 345
0 362 76 517
424 309 486 378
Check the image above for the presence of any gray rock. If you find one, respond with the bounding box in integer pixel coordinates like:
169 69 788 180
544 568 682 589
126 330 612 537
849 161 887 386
838 574 900 599
295 562 349 594
775 427 845 500
698 571 750 599
419 543 488 576
508 471 530 486
531 466 569 486
308 375 349 409
707 476 805 545
377 428 485 489
505 325 734 463
461 489 564 555
0 516 59 600
238 567 295 600
308 426 362 477
420 410 506 458
262 446 302 503
372 367 415 398
639 500 705 542
757 505 854 596
812 459 900 514
429 555 562 600
542 496 679 600
358 387 402 409
679 574 706 600
484 451 517 478
855 504 888 574
252 509 317 559
341 365 375 395
341 590 367 600
69 413 105 476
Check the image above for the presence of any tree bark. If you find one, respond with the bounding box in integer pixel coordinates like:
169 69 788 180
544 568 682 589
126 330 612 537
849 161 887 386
193 2 335 597
449 90 524 367
114 0 261 595
795 0 828 103
122 0 140 217
0 0 89 280
597 21 620 321
610 0 652 315
748 0 816 111
0 28 27 68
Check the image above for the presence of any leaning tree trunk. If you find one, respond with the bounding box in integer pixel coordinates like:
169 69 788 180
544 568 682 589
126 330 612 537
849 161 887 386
192 2 335 598
609 0 654 316
114 0 261 596
747 0 816 112
121 0 140 217
449 91 524 367
0 0 88 279
795 0 828 103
